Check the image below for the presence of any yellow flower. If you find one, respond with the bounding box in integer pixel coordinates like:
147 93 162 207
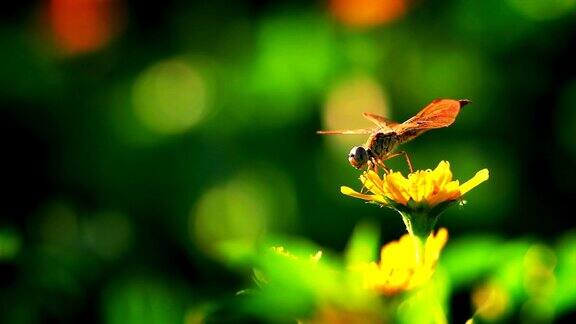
353 228 448 295
341 161 489 208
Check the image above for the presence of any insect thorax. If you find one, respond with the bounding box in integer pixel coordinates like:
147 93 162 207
366 132 399 157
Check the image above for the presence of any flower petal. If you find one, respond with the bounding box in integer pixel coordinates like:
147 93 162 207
459 169 489 195
342 161 488 209
382 172 410 205
340 186 387 204
424 228 448 263
354 228 449 295
364 170 385 195
431 161 453 189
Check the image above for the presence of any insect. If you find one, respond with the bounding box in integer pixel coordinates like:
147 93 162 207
317 98 471 173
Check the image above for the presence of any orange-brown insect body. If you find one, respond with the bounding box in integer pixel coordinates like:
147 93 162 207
318 99 470 172
366 132 399 158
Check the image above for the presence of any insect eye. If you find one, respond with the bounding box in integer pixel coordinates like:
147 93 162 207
348 146 368 169
349 146 367 157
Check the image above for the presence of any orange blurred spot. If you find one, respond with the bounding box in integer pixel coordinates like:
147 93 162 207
49 0 122 55
330 0 407 27
330 0 408 27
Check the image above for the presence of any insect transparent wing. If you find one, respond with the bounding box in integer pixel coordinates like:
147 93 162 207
362 112 399 131
316 127 378 135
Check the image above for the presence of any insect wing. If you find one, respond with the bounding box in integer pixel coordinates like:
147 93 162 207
316 127 378 135
362 112 399 131
394 99 465 135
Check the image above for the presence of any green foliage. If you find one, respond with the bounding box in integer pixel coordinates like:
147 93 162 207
1 0 576 323
103 276 189 324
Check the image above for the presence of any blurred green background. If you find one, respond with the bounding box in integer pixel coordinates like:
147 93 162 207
1 0 576 323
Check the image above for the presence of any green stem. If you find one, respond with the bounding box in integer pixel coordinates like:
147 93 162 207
396 200 455 239
399 210 437 241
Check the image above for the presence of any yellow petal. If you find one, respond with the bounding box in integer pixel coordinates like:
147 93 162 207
364 170 385 195
459 169 489 195
357 229 449 295
382 172 410 205
340 186 387 204
437 160 450 171
416 172 434 202
426 181 460 206
431 161 453 188
343 161 488 209
424 228 448 263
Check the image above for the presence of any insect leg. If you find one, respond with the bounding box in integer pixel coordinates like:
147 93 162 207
367 159 377 172
398 151 414 173
380 159 392 174
370 156 391 175
383 151 414 173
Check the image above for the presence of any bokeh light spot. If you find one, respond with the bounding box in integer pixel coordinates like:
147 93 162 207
183 305 214 324
48 0 123 55
132 59 210 135
322 74 390 152
0 229 21 260
472 282 511 321
317 74 390 193
329 0 407 27
523 245 557 308
190 167 297 261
